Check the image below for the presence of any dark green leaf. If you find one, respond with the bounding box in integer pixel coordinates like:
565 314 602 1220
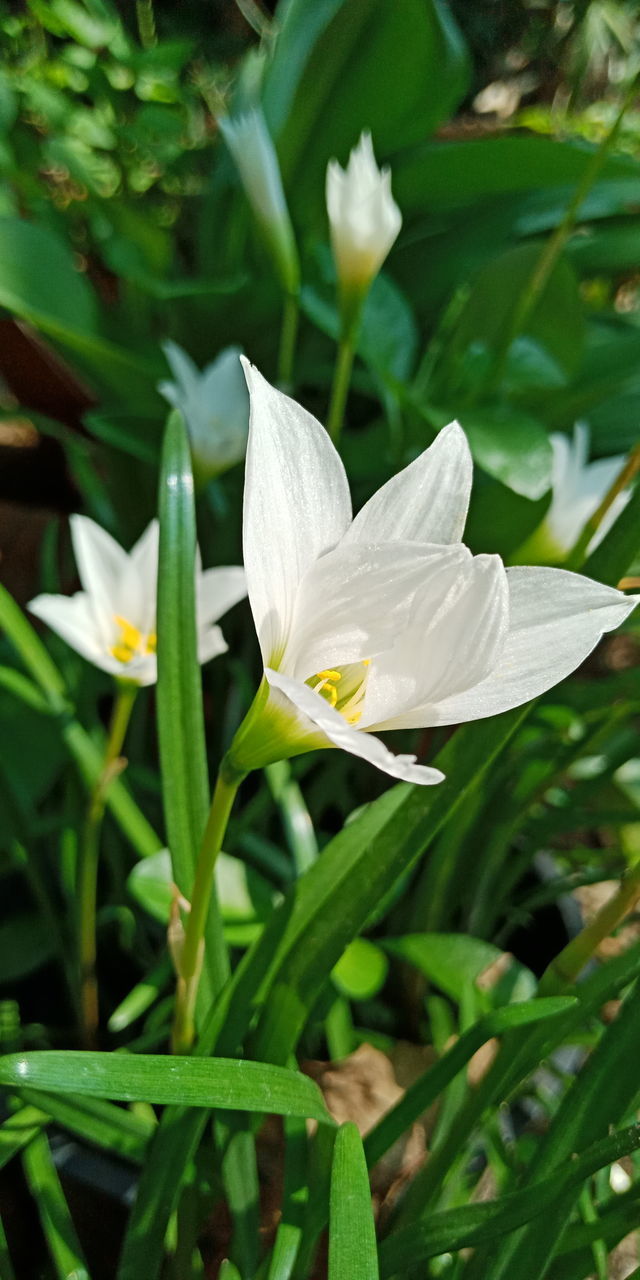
0 1052 332 1126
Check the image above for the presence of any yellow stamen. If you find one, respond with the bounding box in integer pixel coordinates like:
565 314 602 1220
110 615 156 665
306 660 370 725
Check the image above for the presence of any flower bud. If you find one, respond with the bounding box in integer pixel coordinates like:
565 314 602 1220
219 107 300 296
326 131 402 330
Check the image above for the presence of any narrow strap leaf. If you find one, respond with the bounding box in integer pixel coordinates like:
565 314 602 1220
329 1123 379 1280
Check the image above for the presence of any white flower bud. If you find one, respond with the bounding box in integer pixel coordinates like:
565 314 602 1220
326 131 402 322
219 107 299 296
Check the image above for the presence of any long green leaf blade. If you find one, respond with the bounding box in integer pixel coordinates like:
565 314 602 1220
0 1052 332 1125
329 1123 378 1280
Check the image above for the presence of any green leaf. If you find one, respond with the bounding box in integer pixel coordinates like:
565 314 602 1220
127 847 275 929
0 582 160 859
0 1105 47 1171
0 1052 333 1127
443 243 585 394
19 1089 153 1165
382 934 535 1005
248 708 530 1066
265 0 470 221
329 1123 379 1280
378 1121 640 1274
0 913 55 982
458 406 552 501
364 998 575 1170
332 938 389 1001
21 1132 89 1280
467 980 640 1280
0 217 160 400
156 410 229 1003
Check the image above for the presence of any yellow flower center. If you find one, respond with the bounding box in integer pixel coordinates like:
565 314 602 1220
306 660 370 725
110 615 157 665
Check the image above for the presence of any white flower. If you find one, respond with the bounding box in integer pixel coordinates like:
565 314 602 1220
226 362 637 787
326 131 402 303
158 342 249 483
543 423 631 558
219 107 299 295
29 517 246 687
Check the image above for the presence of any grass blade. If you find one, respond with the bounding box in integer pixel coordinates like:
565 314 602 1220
329 1124 378 1280
21 1132 89 1280
0 1052 332 1126
379 1122 640 1274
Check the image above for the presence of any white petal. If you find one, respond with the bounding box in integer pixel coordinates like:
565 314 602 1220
197 624 228 666
29 592 111 670
197 566 246 628
121 520 159 636
344 423 472 547
364 554 509 728
70 515 128 623
241 360 352 666
286 541 470 680
399 568 638 727
266 668 443 786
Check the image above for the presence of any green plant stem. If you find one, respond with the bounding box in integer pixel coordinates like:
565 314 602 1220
136 0 157 47
565 442 640 569
483 72 639 396
77 682 137 1048
171 763 240 1054
277 293 299 389
539 858 640 996
327 334 356 444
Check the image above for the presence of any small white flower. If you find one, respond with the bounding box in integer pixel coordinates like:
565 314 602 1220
543 423 631 558
219 107 299 295
227 363 637 787
326 131 402 303
158 342 249 483
29 517 246 687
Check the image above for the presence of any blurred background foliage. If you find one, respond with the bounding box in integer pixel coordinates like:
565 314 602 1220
1 2 640 1276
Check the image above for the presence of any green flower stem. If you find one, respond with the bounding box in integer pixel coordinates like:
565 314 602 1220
277 292 299 389
171 762 241 1055
565 442 640 570
483 71 640 398
77 682 137 1048
327 333 356 444
538 858 640 997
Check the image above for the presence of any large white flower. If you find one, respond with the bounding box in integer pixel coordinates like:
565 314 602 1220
158 342 249 483
29 517 246 687
326 131 402 299
226 362 637 787
544 423 630 559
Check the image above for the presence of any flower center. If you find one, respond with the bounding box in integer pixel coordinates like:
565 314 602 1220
306 660 370 725
110 615 157 665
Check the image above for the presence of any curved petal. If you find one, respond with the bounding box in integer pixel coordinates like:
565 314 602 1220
286 541 470 680
364 553 509 728
241 360 352 667
266 668 444 786
344 422 472 547
197 624 228 666
389 567 638 728
197 566 247 627
70 516 128 626
29 591 111 671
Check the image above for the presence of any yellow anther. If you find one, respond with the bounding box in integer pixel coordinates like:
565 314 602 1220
110 615 156 665
307 660 370 724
